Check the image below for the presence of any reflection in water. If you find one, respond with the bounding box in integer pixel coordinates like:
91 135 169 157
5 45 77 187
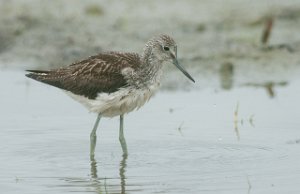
89 154 128 194
234 102 240 141
247 176 252 194
233 103 256 141
90 155 98 179
219 62 234 90
249 114 255 128
233 103 257 141
89 155 102 193
61 155 128 193
119 154 128 194
243 81 288 98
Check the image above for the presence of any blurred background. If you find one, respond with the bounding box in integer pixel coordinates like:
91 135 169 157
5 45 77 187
1 0 300 194
1 0 300 91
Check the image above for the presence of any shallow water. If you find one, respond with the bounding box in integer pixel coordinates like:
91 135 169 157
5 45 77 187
1 71 300 194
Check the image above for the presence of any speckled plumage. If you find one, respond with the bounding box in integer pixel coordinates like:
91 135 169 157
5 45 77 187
26 34 195 155
26 52 141 100
26 34 192 117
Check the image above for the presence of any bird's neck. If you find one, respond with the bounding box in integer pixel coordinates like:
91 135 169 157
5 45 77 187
139 47 163 85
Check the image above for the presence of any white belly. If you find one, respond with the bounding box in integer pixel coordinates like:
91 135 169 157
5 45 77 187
66 83 160 117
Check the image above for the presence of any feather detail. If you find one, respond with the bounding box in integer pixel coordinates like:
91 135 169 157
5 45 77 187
26 52 141 99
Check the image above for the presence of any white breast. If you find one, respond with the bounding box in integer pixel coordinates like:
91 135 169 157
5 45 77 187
66 81 160 117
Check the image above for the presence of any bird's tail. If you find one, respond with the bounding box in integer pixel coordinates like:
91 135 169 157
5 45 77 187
25 70 52 81
25 70 64 89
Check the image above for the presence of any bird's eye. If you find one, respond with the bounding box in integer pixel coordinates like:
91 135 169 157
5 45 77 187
163 46 170 51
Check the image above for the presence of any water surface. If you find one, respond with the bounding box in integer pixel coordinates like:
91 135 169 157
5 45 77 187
1 71 300 193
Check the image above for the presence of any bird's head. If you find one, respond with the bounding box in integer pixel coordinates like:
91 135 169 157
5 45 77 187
145 34 195 83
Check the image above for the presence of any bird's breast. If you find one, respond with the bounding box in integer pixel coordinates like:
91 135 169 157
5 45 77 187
98 82 160 117
67 80 161 117
66 69 162 117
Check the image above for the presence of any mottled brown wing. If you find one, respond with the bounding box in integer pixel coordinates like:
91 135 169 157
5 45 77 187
26 52 141 99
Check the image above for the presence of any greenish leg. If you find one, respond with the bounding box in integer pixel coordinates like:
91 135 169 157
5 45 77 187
119 114 128 155
90 113 101 156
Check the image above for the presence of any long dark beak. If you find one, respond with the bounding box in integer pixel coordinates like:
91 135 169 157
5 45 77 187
172 58 195 83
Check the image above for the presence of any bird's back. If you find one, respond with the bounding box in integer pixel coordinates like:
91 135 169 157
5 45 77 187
26 51 141 99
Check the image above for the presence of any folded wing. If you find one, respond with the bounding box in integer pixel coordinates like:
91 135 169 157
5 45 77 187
26 52 141 99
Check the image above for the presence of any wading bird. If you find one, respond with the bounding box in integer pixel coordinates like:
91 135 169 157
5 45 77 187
26 34 195 156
